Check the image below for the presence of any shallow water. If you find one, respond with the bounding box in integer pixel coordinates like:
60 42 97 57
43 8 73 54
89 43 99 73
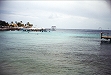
0 29 111 75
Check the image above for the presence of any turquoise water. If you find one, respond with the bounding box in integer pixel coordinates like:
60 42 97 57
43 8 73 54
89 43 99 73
0 29 111 75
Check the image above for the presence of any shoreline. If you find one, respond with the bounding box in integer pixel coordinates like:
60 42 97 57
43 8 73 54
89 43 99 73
0 27 20 31
0 27 51 32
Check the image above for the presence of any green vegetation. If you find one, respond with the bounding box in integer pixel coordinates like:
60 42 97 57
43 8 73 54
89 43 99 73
0 20 33 28
26 22 33 28
0 20 9 28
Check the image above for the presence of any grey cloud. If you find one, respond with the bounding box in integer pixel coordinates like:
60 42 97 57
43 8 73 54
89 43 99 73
0 1 111 29
48 13 58 19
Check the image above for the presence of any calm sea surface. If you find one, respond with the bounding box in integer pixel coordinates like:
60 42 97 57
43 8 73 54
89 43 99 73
0 29 111 75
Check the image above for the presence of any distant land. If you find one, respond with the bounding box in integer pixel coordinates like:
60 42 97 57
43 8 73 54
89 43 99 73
0 20 33 28
0 20 56 31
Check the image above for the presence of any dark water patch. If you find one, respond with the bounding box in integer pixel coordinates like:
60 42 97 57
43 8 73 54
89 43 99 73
75 53 111 75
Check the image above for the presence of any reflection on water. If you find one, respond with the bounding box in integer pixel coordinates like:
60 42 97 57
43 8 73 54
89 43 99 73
100 40 111 45
0 30 111 75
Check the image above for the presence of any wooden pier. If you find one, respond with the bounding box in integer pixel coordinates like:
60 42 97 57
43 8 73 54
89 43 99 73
101 32 111 42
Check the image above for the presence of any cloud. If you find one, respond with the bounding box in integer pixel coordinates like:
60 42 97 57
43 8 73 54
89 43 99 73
0 0 111 29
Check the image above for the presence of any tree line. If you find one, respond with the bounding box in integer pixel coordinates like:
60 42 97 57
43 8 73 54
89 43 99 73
0 20 33 28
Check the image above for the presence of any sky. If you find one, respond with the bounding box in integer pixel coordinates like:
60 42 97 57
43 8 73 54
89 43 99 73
0 0 111 29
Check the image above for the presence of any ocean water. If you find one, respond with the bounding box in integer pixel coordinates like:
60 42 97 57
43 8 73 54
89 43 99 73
0 29 111 75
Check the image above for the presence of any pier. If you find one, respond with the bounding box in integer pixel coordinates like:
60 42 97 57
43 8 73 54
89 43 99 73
101 32 111 42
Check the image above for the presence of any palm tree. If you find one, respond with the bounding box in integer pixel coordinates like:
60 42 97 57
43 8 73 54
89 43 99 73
26 22 33 28
15 21 17 24
27 22 30 25
11 21 13 24
20 21 22 23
